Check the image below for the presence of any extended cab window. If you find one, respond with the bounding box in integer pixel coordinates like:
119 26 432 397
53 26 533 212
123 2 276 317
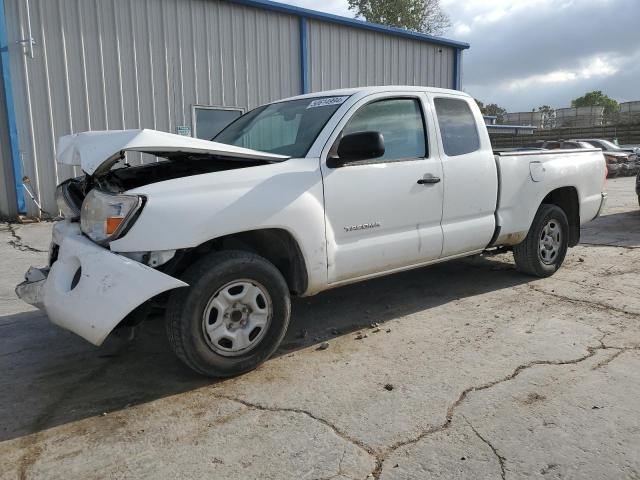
434 98 480 156
343 98 426 161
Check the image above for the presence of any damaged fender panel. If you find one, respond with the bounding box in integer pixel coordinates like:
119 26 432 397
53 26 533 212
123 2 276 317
42 223 188 345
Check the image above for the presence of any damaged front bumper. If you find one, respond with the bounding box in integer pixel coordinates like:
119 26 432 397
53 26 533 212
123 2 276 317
15 221 187 346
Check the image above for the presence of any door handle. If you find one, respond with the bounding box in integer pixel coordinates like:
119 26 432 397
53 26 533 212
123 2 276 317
417 175 441 185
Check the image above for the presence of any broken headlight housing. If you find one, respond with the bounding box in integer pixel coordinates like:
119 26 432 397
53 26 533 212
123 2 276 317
55 179 82 220
80 189 143 244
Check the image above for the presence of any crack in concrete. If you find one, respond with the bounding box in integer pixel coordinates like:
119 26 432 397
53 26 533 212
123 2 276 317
463 416 506 480
526 284 640 318
213 393 379 470
591 348 626 370
5 223 48 253
580 242 640 250
369 333 613 479
315 445 356 480
555 277 633 298
214 334 622 480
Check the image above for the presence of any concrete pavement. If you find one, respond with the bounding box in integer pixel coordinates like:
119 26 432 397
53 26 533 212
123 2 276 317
0 177 638 479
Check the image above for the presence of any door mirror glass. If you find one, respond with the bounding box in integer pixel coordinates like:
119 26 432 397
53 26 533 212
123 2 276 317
335 131 385 164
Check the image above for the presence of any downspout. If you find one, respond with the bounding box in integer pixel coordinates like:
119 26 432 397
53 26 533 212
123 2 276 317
452 48 462 91
299 16 309 94
0 0 25 213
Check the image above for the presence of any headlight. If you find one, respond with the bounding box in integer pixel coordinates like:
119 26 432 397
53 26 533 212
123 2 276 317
55 179 81 220
80 189 143 244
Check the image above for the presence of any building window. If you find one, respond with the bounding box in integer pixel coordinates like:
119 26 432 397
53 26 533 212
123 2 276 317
193 106 243 140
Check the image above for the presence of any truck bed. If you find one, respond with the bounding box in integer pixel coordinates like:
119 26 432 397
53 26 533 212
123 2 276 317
492 148 606 246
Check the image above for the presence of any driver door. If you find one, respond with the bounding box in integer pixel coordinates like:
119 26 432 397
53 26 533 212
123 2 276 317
320 93 444 284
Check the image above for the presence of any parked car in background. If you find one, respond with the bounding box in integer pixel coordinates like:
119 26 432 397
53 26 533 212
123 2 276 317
15 86 607 377
524 139 639 177
579 139 639 177
582 139 636 154
620 144 640 155
523 140 593 150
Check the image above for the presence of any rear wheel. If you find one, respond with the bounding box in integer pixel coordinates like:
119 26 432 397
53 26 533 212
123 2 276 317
166 250 291 377
514 204 569 278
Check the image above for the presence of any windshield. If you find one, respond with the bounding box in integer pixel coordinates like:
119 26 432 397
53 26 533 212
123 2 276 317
213 96 350 157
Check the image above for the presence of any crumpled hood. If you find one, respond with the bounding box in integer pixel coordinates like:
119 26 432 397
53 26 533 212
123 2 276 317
56 129 289 175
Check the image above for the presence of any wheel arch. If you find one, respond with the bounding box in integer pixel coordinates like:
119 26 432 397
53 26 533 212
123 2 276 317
162 228 309 296
541 186 580 247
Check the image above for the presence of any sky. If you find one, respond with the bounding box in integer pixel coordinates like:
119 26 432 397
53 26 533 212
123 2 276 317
286 0 640 112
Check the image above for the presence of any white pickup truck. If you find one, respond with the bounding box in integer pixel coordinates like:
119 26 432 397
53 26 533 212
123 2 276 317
16 86 607 377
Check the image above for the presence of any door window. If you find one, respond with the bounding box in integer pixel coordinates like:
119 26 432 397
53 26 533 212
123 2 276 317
342 98 427 161
433 98 480 156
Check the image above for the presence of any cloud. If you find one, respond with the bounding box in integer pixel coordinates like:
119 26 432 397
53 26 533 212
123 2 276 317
276 0 639 112
450 0 640 110
284 0 352 17
505 56 619 90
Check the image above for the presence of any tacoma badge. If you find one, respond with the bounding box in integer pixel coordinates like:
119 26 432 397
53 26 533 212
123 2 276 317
344 222 381 232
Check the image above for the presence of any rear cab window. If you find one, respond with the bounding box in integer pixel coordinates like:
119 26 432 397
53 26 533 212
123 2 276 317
433 97 480 156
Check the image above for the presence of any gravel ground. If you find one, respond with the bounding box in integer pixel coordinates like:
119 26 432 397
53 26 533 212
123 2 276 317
0 176 638 480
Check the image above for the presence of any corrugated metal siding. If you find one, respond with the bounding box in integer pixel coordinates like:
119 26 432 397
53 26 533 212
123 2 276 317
4 0 301 216
2 0 459 218
307 19 454 92
0 64 18 218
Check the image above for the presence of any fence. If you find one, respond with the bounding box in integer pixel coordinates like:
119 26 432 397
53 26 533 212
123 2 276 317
490 122 640 149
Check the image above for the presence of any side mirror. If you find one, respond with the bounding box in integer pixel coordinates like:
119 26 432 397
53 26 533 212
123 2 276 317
328 131 385 167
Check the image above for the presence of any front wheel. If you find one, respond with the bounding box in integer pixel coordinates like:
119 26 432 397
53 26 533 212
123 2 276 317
166 250 291 377
513 204 569 278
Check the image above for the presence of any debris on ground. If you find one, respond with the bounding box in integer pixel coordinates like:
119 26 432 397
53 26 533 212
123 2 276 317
355 333 368 340
372 327 381 333
317 342 329 351
384 383 394 391
370 322 379 328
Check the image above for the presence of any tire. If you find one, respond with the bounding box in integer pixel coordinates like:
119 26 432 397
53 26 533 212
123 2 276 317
513 204 569 278
166 250 291 377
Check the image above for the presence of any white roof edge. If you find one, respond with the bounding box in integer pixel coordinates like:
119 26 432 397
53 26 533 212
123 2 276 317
277 86 471 103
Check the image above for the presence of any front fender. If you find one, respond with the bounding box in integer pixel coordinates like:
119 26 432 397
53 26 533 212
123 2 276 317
110 158 328 294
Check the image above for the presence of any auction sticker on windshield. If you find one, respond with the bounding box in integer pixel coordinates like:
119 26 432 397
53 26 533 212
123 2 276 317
307 96 349 109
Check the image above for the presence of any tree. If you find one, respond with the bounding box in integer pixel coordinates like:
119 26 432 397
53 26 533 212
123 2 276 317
347 0 451 36
571 91 619 122
483 103 507 120
535 105 556 129
474 99 506 123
